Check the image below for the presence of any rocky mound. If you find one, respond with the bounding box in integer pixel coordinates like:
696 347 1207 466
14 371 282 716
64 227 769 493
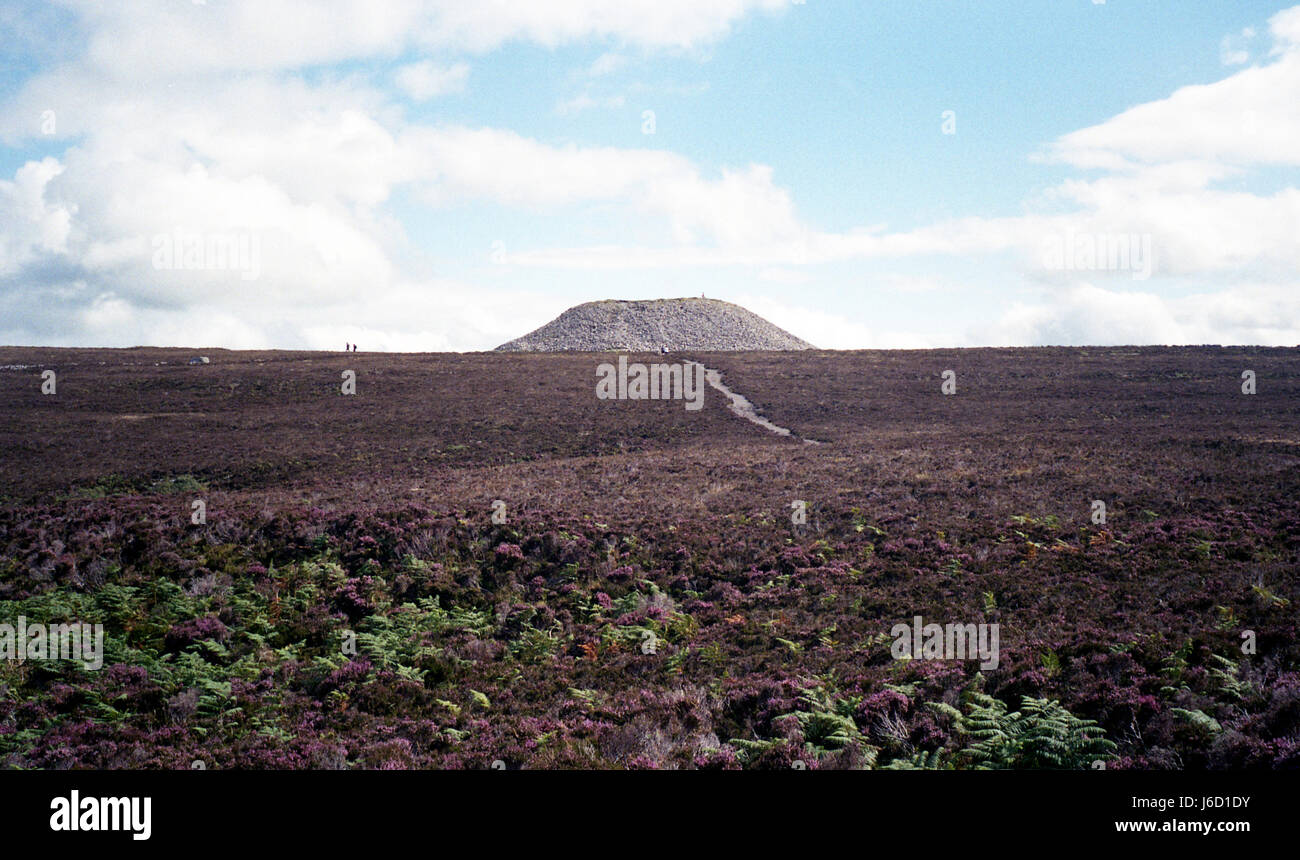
495 297 815 352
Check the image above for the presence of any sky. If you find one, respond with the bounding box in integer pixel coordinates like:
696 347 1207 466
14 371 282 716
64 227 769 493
1 0 1298 351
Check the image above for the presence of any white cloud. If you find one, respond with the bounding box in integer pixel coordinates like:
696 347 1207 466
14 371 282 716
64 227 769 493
0 73 412 346
733 294 939 350
756 267 813 285
0 0 808 350
419 0 794 53
32 0 792 81
1051 14 1300 169
417 127 803 246
394 60 468 100
979 282 1300 347
1221 28 1255 66
877 273 946 294
587 52 629 77
0 270 560 352
1269 5 1300 51
0 158 72 274
0 56 808 349
502 11 1300 280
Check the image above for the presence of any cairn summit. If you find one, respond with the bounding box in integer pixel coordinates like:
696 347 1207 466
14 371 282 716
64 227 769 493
494 297 815 352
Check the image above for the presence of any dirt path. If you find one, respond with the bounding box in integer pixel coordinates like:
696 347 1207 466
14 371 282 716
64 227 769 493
687 361 822 445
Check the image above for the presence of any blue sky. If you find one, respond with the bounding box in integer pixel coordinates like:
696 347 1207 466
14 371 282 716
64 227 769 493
2 0 1299 350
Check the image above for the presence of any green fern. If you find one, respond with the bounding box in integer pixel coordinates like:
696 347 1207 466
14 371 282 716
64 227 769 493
959 694 1117 769
1172 708 1222 735
728 685 879 768
728 736 790 765
883 749 946 770
1206 653 1251 701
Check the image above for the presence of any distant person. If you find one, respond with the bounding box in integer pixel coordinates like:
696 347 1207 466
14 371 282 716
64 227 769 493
345 342 351 352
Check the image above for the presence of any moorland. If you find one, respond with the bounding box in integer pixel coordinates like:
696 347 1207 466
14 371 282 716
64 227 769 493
0 345 1296 769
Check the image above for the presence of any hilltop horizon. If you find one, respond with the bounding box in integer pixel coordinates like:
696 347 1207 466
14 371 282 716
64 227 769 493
496 296 816 352
4 342 1299 356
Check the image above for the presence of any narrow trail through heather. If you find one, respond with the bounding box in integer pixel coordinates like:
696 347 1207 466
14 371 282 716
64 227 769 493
686 361 822 445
